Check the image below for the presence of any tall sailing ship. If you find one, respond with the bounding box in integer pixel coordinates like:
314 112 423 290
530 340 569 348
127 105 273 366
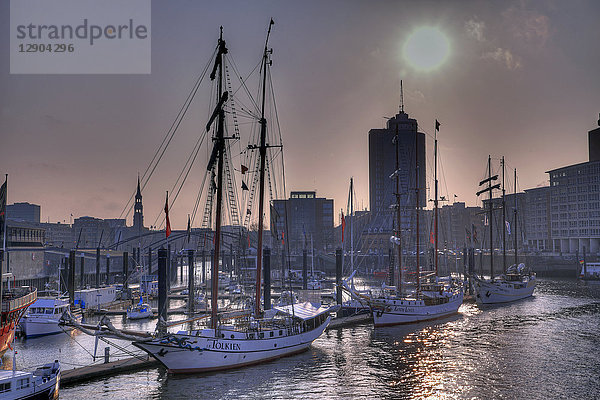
134 22 336 373
343 111 463 326
0 177 38 356
472 156 536 304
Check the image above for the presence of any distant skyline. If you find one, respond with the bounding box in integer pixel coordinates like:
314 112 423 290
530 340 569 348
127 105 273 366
2 0 600 228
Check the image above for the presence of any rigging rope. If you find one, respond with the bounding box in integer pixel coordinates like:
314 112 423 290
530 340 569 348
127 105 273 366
119 48 217 221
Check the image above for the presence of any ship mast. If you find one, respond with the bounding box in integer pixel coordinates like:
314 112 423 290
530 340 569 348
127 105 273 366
394 124 402 293
502 156 506 272
254 19 274 317
514 168 518 266
488 155 494 279
208 27 229 330
434 121 439 277
476 156 499 280
415 128 420 293
0 175 7 309
350 177 354 273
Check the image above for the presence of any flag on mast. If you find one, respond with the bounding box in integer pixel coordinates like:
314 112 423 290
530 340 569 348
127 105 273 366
435 119 441 131
164 192 171 238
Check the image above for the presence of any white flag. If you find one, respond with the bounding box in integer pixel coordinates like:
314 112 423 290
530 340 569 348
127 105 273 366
505 220 511 235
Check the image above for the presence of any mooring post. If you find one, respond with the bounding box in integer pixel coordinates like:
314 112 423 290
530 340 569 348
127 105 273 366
201 249 206 284
336 248 342 305
106 254 111 285
188 249 195 315
264 247 271 310
68 250 75 305
96 247 100 289
158 248 168 335
79 254 85 289
123 251 129 295
302 249 307 290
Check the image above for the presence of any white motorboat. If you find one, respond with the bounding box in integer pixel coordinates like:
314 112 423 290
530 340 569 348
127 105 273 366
20 297 80 338
0 354 60 400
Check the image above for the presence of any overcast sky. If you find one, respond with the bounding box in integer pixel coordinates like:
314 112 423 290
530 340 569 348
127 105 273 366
1 0 599 228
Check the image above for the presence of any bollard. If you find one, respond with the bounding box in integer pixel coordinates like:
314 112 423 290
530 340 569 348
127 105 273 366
123 251 129 294
158 248 168 335
187 249 195 316
80 254 85 289
96 247 101 289
68 250 75 305
302 249 307 290
263 248 271 310
336 248 342 305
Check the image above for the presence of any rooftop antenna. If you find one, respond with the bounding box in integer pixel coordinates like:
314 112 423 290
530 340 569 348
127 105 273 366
400 80 404 113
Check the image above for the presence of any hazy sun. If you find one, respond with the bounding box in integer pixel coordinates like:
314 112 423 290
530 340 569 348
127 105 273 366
403 27 450 71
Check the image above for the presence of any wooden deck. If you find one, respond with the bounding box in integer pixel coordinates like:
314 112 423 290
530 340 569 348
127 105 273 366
61 356 159 386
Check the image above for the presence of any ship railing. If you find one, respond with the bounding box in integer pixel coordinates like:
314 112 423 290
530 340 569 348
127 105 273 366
2 287 37 312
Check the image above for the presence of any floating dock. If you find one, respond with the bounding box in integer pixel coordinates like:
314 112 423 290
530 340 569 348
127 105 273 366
61 356 159 386
327 313 372 329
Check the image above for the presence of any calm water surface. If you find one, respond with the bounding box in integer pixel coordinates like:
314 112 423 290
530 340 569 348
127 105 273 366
6 278 600 399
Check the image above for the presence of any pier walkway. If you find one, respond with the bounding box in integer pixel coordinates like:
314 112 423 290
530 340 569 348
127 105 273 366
61 356 159 386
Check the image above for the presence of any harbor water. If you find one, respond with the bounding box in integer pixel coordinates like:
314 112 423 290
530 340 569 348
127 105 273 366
5 278 600 399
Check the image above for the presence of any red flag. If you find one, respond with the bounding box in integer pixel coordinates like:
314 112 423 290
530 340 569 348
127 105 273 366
164 192 171 238
341 212 346 243
430 232 434 244
281 231 284 246
241 164 248 174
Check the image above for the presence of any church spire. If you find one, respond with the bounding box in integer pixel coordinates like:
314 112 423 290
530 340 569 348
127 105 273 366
136 174 142 198
133 175 144 230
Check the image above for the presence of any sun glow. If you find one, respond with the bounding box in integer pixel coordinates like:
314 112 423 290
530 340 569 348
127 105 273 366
403 27 450 71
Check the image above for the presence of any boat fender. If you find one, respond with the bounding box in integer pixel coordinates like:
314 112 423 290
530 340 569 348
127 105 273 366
485 291 491 297
157 348 168 357
375 310 383 318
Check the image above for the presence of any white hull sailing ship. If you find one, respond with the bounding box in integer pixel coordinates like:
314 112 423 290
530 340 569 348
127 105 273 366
134 302 331 373
134 22 335 373
370 285 463 326
343 110 463 327
473 157 536 305
473 272 535 304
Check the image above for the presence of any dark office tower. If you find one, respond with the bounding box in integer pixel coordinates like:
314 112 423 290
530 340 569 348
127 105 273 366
588 113 600 162
368 110 426 216
133 176 144 231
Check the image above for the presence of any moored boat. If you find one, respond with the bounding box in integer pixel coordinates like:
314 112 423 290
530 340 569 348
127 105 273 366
134 22 337 373
134 302 332 373
472 157 536 305
0 354 60 400
20 297 80 338
0 285 37 355
126 297 154 320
